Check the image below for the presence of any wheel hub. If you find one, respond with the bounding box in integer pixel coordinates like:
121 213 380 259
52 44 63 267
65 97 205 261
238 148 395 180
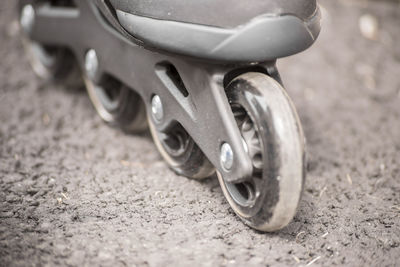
161 126 190 158
225 104 263 207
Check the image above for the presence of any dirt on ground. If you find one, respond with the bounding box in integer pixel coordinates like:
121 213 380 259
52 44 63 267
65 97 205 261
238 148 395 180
0 0 399 266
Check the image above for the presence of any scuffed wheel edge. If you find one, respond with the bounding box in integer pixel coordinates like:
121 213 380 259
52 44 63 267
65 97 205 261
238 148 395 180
218 72 305 232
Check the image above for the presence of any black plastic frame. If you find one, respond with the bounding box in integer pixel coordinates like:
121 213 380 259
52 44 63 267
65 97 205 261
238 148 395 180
20 0 288 183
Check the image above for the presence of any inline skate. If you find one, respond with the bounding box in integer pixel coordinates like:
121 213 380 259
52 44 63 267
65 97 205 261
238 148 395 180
18 0 321 231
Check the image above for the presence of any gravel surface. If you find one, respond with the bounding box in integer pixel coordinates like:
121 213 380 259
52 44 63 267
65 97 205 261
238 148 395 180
1 0 399 266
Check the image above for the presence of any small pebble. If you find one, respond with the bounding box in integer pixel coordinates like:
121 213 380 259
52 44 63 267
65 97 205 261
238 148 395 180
359 14 379 40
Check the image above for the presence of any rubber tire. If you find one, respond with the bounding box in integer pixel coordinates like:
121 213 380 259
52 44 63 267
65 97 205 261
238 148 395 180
84 76 147 133
218 72 305 232
22 38 83 88
148 115 215 179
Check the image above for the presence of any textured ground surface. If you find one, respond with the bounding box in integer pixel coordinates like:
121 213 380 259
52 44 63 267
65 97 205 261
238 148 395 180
1 0 399 266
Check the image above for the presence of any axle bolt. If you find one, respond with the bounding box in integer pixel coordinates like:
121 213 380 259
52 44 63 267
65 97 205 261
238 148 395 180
20 5 35 34
220 143 234 170
84 49 99 79
151 95 164 122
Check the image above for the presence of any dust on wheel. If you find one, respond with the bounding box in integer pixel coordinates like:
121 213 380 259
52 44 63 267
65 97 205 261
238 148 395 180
218 72 305 232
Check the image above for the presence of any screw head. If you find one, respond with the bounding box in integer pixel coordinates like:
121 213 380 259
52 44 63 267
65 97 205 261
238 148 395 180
220 142 234 170
20 5 35 34
84 49 98 79
151 95 163 122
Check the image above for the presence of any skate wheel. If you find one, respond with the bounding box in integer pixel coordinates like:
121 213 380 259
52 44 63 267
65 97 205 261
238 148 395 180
148 116 215 179
21 39 82 88
19 2 82 88
217 72 305 232
84 75 147 133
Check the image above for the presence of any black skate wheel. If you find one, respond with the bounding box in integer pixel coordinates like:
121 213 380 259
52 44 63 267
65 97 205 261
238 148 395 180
217 72 305 232
21 39 83 88
148 115 215 179
19 3 82 88
84 75 147 133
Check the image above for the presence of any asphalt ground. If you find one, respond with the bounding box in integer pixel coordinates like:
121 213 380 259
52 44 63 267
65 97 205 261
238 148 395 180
0 0 399 266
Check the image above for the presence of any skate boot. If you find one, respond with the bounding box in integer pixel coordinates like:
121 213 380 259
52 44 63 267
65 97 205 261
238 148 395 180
18 0 321 231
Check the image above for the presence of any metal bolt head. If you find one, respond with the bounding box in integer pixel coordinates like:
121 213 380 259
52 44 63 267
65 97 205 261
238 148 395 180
84 49 98 79
220 143 234 170
20 5 35 34
151 95 163 122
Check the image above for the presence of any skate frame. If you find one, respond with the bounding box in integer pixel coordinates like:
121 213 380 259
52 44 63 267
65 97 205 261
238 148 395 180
23 0 283 183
